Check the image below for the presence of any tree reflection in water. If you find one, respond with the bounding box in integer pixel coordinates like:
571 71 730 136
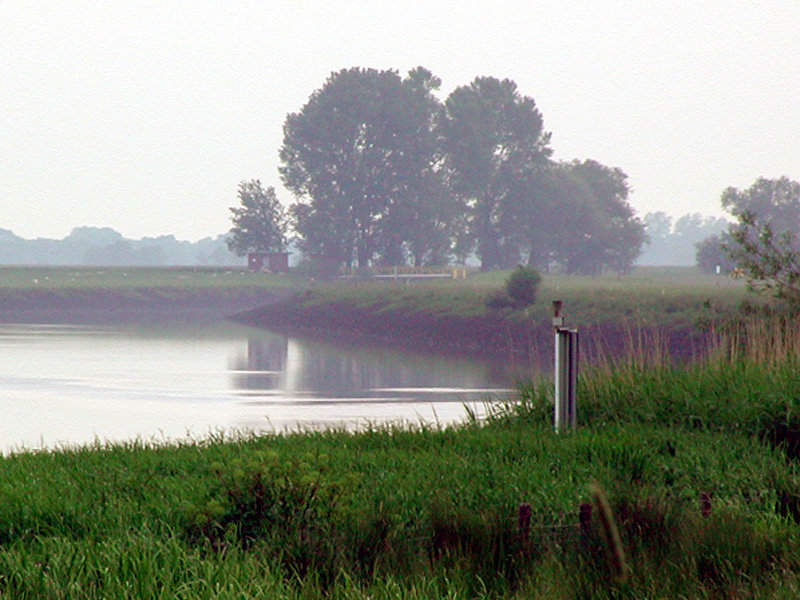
229 330 516 403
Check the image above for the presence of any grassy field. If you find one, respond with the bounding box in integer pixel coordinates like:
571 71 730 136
235 266 759 364
2 315 800 597
0 265 752 324
318 265 752 324
0 266 303 316
0 266 301 290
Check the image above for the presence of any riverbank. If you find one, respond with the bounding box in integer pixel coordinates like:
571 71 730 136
1 266 754 360
235 267 753 363
2 318 800 598
0 266 299 322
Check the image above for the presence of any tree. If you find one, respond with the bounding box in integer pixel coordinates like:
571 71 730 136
374 67 463 267
281 67 438 270
227 180 287 256
542 160 645 275
640 212 729 266
643 211 672 241
722 176 800 227
441 76 552 270
720 177 800 304
696 233 736 274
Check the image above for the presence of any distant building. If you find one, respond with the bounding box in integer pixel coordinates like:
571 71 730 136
247 251 290 273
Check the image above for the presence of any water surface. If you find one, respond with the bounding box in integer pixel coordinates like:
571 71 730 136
0 321 519 452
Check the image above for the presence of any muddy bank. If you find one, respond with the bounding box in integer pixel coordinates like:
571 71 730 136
234 293 709 366
0 287 292 324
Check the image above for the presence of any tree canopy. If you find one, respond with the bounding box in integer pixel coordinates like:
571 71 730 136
227 180 287 256
274 67 646 274
720 177 800 304
442 76 552 270
280 67 441 269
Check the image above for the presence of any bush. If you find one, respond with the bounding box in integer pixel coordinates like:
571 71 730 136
506 266 541 306
485 266 542 311
506 266 541 307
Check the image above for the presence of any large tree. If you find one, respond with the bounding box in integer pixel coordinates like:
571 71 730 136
564 160 645 275
227 180 287 256
280 67 441 270
511 160 645 274
441 76 552 270
722 176 800 227
373 67 462 267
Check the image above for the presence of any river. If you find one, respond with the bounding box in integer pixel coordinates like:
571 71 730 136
0 319 521 453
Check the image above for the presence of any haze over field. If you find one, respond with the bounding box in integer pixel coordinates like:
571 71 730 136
3 1 799 241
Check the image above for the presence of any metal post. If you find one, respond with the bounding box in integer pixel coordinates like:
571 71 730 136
553 301 578 432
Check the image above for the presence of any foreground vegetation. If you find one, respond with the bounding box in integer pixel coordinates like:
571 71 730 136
3 314 800 598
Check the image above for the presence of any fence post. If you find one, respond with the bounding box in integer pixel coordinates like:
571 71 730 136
553 301 578 432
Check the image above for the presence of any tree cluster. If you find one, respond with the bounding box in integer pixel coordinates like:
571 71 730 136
232 67 646 274
0 226 239 266
640 212 729 267
709 177 800 303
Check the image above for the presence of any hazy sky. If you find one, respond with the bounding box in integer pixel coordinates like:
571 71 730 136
3 1 799 241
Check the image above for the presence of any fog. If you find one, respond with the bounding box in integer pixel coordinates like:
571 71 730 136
3 2 799 244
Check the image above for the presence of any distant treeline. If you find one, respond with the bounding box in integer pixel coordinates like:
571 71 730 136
0 214 728 268
638 212 729 266
0 226 242 267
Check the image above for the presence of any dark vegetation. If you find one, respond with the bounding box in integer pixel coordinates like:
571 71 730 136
486 265 541 311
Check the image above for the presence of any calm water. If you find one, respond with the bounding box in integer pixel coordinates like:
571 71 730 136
0 320 519 452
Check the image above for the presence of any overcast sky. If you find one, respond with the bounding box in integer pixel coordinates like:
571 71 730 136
2 1 799 241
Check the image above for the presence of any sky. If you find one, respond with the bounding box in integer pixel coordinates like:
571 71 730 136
2 1 799 241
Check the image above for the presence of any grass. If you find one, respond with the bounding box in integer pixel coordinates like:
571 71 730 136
292 265 753 326
0 266 302 315
1 422 797 598
0 266 301 290
236 266 758 363
0 265 752 327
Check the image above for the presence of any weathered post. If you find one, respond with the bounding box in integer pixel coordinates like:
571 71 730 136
553 301 578 432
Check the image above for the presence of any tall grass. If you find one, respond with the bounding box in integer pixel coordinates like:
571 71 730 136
514 314 800 458
1 416 799 597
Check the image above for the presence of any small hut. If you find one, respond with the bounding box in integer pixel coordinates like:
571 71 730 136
247 251 290 273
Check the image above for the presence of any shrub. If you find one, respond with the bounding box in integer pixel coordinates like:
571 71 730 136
505 266 542 308
485 266 541 311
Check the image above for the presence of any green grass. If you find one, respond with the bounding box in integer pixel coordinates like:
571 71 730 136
0 265 753 328
0 266 301 290
1 421 798 598
0 266 303 314
238 266 757 364
293 266 753 326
